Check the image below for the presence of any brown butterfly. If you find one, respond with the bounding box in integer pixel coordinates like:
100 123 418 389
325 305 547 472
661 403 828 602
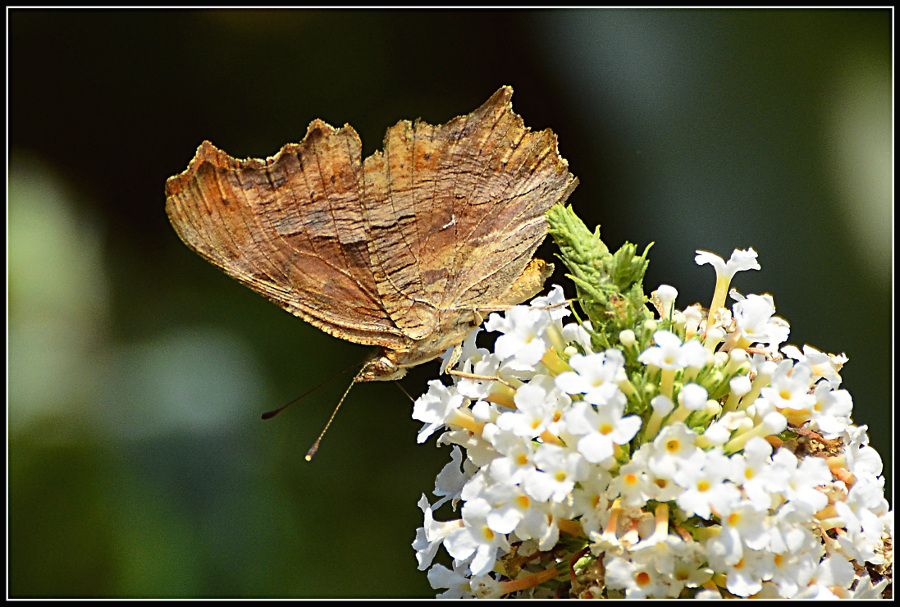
165 86 578 383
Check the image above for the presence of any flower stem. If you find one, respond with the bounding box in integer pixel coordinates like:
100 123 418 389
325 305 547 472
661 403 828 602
497 564 563 595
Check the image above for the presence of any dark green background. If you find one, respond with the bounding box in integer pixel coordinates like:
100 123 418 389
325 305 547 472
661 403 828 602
8 9 891 598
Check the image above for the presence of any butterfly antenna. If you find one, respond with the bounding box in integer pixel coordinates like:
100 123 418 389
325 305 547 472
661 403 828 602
304 374 359 461
260 359 361 420
393 380 415 403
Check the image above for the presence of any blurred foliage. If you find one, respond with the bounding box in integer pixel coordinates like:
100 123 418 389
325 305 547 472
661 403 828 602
8 8 891 597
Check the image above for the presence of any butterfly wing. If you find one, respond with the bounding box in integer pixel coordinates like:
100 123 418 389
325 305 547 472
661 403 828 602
358 86 578 342
165 131 412 351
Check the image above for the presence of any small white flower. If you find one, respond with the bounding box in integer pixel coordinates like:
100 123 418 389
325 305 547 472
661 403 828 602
427 560 473 598
647 423 699 478
678 382 708 411
848 573 891 599
496 378 562 439
719 548 775 597
695 248 761 279
834 475 890 564
571 473 614 540
609 458 653 507
638 330 707 370
696 249 761 326
767 547 819 598
705 502 769 567
413 494 462 570
781 344 847 386
483 480 561 550
652 284 679 320
810 554 856 593
563 392 641 465
440 326 485 374
470 573 505 599
682 303 704 334
809 383 853 438
443 497 511 577
483 425 537 485
524 443 588 503
454 351 502 400
731 291 790 346
484 306 552 370
529 283 571 322
674 449 742 520
732 437 778 511
555 349 626 403
843 424 884 478
768 448 830 515
604 548 675 598
561 319 593 353
432 446 468 509
412 380 466 443
761 360 816 415
480 481 530 534
655 284 678 305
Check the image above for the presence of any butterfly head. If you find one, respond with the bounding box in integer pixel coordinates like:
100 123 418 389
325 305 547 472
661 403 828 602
355 351 409 382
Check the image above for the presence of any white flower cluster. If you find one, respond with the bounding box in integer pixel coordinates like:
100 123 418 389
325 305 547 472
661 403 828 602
411 249 892 599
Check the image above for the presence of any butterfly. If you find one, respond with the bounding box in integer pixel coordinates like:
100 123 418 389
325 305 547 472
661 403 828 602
165 86 578 383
